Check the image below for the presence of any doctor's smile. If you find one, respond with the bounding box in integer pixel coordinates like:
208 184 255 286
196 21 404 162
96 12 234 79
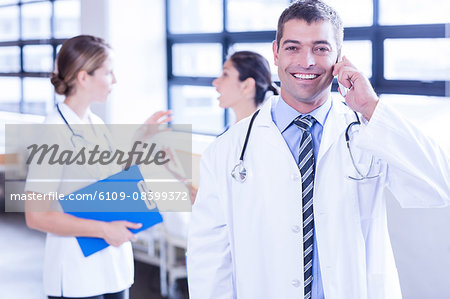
291 73 320 80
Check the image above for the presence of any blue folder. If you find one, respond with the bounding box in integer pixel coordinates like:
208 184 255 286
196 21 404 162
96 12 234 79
60 165 163 257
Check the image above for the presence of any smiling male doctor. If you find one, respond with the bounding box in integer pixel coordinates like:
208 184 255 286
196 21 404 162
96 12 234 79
187 1 450 298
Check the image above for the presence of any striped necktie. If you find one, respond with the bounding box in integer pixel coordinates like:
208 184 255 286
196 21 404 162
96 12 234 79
293 115 316 299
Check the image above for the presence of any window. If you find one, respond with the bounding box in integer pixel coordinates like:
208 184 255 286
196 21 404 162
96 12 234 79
384 38 450 81
379 0 448 25
166 0 449 135
226 0 289 32
169 0 222 33
0 0 80 115
230 42 278 77
172 43 223 77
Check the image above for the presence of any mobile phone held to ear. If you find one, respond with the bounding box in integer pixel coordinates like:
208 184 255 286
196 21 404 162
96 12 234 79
335 55 353 98
338 81 349 97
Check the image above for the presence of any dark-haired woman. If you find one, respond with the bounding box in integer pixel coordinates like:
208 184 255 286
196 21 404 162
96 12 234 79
213 51 279 123
25 35 170 299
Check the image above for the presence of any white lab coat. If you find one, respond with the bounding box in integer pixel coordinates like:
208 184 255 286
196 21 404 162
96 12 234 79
25 103 134 297
187 96 450 299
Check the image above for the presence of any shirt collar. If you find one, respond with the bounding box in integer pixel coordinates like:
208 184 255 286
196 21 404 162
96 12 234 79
272 95 333 133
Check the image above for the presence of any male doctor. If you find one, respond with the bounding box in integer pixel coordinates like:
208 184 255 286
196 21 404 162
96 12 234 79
187 1 450 298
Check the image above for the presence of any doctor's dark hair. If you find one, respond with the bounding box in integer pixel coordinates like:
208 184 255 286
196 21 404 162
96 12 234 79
50 35 111 96
229 51 279 106
276 0 343 54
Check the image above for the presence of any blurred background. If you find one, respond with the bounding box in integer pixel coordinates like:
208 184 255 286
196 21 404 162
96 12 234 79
0 0 449 298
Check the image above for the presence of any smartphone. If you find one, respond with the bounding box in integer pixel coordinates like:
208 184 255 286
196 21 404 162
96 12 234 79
335 55 352 97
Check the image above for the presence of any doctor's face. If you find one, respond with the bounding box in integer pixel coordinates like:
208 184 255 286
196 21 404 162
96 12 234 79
273 19 338 112
86 55 117 103
212 59 246 109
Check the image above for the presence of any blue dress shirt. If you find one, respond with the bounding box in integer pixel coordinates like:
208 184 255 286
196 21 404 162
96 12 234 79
271 97 332 299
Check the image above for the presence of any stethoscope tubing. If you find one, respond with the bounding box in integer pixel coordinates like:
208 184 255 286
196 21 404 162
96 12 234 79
232 103 379 182
56 103 77 136
56 103 113 152
238 110 260 162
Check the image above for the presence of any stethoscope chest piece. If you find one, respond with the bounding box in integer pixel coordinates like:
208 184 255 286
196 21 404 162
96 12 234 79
230 110 260 183
231 160 247 183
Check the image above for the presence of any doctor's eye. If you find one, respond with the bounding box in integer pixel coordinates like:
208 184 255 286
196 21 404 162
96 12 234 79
285 46 298 51
313 46 331 55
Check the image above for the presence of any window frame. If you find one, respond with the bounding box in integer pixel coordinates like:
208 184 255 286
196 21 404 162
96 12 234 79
0 0 76 115
166 0 448 134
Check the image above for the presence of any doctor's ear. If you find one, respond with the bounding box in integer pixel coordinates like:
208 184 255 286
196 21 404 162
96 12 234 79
76 70 89 85
241 77 256 95
272 40 279 66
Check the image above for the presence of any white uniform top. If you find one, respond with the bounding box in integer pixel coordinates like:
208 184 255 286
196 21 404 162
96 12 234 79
25 103 134 298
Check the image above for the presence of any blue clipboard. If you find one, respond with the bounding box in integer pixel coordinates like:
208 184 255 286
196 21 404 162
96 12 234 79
60 165 163 257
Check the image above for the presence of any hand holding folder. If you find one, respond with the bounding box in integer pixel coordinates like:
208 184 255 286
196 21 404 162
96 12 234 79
60 165 163 257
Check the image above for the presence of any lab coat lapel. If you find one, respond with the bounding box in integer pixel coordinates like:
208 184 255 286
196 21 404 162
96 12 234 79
253 96 352 169
252 97 299 163
316 99 349 166
253 96 277 128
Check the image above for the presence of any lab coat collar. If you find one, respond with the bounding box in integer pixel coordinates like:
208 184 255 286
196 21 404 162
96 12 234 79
317 97 355 163
272 95 332 133
254 96 354 164
255 95 350 127
253 96 279 128
57 102 100 141
57 102 94 125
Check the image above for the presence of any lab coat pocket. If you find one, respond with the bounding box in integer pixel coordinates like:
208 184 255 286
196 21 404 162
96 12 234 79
349 151 384 181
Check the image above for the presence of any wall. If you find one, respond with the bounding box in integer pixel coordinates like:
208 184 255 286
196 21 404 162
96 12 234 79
80 0 167 123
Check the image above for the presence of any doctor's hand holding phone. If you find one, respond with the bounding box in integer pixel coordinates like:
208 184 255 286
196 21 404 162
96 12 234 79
333 56 379 120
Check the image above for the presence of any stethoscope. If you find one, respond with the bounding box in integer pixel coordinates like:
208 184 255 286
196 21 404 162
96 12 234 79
56 104 113 153
231 103 381 183
230 110 260 182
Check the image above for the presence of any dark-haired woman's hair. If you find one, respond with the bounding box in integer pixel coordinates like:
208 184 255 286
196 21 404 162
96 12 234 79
50 35 111 96
229 51 279 106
